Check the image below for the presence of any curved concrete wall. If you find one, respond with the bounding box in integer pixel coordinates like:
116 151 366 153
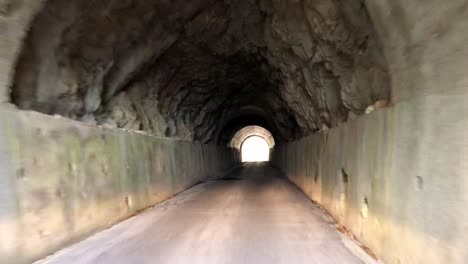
0 108 238 264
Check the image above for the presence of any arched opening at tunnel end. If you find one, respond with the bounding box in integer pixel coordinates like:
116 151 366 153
241 136 270 163
229 125 275 163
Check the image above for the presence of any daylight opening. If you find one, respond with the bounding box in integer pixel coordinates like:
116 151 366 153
241 136 270 162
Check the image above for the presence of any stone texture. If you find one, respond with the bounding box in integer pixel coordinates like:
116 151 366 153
10 0 389 143
0 0 47 103
262 0 390 132
273 1 468 263
0 107 238 264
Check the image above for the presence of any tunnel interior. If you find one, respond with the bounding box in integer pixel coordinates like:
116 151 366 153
5 0 393 261
2 0 468 263
11 0 390 144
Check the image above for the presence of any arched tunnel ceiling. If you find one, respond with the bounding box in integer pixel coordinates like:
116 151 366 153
215 108 279 145
11 0 390 144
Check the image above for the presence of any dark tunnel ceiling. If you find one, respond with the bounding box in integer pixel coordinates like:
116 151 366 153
11 0 390 144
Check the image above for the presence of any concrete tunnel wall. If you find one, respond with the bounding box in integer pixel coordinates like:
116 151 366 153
0 107 238 264
273 2 468 264
0 2 243 262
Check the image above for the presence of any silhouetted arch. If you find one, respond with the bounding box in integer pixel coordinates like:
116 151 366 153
229 126 275 150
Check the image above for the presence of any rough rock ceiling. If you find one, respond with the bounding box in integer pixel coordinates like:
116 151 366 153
11 0 390 144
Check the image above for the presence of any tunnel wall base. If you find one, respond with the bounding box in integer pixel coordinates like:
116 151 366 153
0 107 238 264
273 105 468 264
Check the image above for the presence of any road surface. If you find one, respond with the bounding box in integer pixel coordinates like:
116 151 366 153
37 164 373 264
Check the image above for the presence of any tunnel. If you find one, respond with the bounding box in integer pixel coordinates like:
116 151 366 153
230 126 274 162
0 0 467 263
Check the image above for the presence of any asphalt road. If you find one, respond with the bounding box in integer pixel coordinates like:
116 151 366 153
37 164 370 264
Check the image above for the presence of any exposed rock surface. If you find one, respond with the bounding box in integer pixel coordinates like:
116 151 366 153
11 0 390 143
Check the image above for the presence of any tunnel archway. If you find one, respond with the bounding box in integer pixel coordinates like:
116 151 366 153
230 125 274 163
229 125 275 150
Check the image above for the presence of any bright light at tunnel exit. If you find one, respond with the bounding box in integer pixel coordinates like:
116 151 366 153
241 136 270 162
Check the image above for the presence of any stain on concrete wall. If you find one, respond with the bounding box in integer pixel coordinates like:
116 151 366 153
0 108 237 264
273 106 468 264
